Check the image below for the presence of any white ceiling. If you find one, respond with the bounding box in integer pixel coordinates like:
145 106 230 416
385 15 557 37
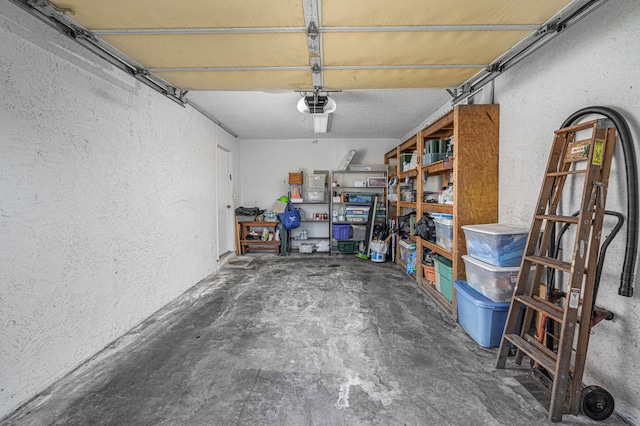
19 0 589 140
186 89 452 139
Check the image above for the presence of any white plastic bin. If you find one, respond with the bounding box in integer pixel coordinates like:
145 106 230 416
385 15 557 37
307 189 325 202
307 174 326 188
462 223 529 267
462 255 523 302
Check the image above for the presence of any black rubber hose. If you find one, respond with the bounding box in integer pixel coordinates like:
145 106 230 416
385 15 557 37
550 211 624 300
560 107 637 298
593 211 625 301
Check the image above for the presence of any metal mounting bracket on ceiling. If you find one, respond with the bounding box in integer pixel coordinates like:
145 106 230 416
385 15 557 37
536 20 567 36
307 21 320 40
485 62 503 73
29 0 74 16
301 0 323 89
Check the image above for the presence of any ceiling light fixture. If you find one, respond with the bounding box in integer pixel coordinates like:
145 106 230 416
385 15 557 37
297 91 337 133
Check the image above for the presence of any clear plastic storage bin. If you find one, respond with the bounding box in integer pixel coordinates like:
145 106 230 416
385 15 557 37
307 174 326 188
433 214 454 251
462 255 522 302
462 223 529 267
351 225 366 240
307 189 325 202
399 240 416 262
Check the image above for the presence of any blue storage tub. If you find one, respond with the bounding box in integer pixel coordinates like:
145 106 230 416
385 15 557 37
333 224 351 240
454 280 510 348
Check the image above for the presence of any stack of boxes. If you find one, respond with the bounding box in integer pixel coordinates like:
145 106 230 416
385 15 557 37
455 223 529 347
345 204 370 223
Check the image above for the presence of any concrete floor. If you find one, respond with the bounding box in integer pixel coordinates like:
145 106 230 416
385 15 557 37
3 256 628 425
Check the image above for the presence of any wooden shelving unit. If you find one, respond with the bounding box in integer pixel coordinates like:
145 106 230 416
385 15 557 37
237 221 281 255
386 104 499 318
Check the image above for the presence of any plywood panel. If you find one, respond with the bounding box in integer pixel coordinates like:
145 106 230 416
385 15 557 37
101 33 309 68
323 68 481 90
52 0 305 29
155 70 313 90
453 104 500 245
322 0 573 26
324 31 532 66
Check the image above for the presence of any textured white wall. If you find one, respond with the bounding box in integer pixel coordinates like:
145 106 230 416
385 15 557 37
492 0 640 422
2 0 639 422
0 3 233 418
239 138 397 209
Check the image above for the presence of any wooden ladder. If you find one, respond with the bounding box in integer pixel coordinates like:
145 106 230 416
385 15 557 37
495 119 617 422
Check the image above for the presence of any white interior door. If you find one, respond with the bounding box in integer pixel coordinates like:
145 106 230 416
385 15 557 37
217 146 234 257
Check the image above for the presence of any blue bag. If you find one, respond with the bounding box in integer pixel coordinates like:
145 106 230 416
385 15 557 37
279 202 301 230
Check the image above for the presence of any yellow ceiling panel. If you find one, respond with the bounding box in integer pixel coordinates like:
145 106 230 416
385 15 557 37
155 70 313 91
100 33 310 68
47 0 579 92
323 30 531 66
322 0 573 26
51 0 305 29
323 68 482 90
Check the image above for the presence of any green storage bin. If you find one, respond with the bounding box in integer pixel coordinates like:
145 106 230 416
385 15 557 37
338 240 356 253
433 256 454 302
426 139 439 153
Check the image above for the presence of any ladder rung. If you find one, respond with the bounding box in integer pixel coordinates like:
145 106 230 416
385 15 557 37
514 295 565 324
556 120 599 134
542 329 560 342
523 333 575 375
546 169 587 177
504 333 557 374
534 214 580 224
525 255 572 273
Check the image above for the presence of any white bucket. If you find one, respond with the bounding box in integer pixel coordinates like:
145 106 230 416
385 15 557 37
371 251 386 262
